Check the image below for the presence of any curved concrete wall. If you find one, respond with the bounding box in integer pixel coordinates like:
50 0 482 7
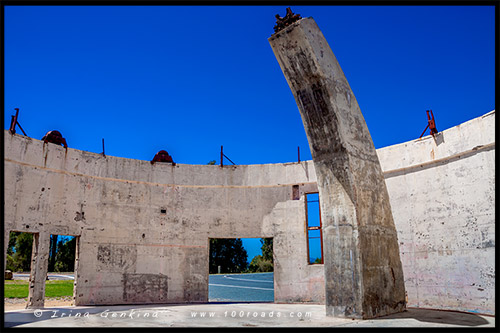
378 110 495 315
4 131 323 306
3 110 494 314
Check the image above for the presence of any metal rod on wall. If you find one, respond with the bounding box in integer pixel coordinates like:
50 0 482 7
9 108 27 136
101 138 106 157
220 145 236 167
9 108 19 134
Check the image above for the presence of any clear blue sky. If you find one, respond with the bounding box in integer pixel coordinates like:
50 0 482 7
4 5 496 264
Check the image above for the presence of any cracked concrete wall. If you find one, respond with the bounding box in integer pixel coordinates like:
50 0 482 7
269 17 406 319
3 111 494 313
378 110 495 315
4 131 324 307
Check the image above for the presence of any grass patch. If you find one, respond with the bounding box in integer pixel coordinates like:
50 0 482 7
4 280 74 298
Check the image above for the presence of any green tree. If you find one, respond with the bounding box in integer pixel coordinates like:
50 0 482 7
261 238 273 262
7 232 18 253
248 238 273 273
209 239 248 274
54 237 76 272
48 234 58 272
313 257 322 264
6 232 33 272
207 160 216 165
248 255 274 273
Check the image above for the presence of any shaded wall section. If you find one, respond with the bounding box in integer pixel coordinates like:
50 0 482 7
378 110 495 315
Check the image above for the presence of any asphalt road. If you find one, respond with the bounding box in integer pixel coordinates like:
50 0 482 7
209 272 274 302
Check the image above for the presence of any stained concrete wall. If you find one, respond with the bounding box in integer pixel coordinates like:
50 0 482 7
3 132 324 307
3 110 495 313
378 110 495 315
269 17 406 319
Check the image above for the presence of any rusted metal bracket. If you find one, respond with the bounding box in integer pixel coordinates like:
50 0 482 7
273 7 302 33
151 150 176 165
419 109 438 138
9 108 28 136
42 130 68 148
220 145 235 168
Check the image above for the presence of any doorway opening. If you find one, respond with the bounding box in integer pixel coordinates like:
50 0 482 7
208 237 274 303
45 234 78 307
5 231 35 309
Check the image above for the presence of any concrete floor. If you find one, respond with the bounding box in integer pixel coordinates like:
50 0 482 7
4 303 495 327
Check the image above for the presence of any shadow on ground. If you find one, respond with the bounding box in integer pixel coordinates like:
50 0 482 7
4 304 493 328
377 308 490 326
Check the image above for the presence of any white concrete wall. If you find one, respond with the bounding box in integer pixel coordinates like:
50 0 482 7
3 110 494 313
377 110 495 315
4 132 324 305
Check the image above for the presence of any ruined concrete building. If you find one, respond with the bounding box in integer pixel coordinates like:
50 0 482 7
3 14 495 318
269 16 408 318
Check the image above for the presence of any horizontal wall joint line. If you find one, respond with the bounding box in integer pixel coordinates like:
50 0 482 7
4 158 317 189
382 142 495 178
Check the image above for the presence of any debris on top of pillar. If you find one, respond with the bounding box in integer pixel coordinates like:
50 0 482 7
273 7 302 33
42 130 68 148
151 150 176 166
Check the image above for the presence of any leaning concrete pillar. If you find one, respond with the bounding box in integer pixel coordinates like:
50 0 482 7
269 15 406 318
27 232 50 309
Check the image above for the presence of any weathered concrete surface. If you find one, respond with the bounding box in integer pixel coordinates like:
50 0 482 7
378 110 495 315
26 233 50 308
4 130 324 308
269 18 406 319
4 303 495 327
3 111 495 315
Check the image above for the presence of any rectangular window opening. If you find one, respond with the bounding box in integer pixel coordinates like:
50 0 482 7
306 193 323 264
